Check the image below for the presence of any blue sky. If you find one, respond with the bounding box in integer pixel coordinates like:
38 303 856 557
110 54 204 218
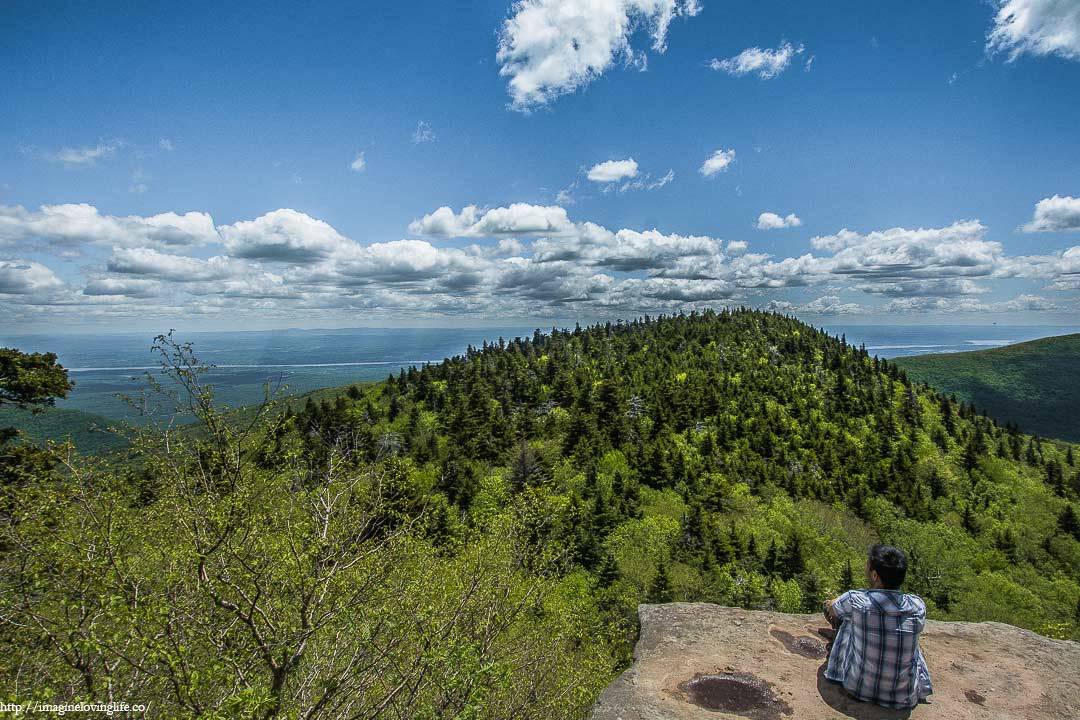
1 0 1079 331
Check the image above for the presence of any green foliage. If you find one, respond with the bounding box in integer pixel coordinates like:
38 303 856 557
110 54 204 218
1 347 74 486
0 347 73 410
1 334 619 718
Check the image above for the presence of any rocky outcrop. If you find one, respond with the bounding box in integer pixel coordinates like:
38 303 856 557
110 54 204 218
591 603 1080 720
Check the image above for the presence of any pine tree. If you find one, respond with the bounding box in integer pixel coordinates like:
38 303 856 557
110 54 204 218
801 572 823 613
840 559 855 590
648 562 675 603
1058 505 1080 542
783 536 806 578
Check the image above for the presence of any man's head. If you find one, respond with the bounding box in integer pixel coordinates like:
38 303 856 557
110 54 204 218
867 544 908 590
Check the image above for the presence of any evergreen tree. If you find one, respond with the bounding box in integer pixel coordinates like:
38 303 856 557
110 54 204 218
840 559 855 590
1058 505 1080 542
648 562 675 603
782 536 806 578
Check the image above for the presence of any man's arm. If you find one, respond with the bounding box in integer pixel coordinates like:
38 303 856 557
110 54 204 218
823 591 854 625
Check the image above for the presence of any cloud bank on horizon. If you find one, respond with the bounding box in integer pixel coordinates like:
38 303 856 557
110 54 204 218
1 197 1078 326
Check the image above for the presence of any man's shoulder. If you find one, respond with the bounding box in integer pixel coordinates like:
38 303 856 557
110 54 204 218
903 592 927 615
837 588 871 607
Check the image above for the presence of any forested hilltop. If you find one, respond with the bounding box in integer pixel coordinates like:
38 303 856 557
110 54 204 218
3 309 1079 719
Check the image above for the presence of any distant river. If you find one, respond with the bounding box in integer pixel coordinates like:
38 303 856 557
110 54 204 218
2 324 1077 421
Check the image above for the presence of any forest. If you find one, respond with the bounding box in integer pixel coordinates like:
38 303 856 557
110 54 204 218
2 309 1079 718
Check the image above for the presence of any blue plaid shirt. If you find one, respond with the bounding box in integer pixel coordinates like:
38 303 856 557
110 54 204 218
824 588 933 709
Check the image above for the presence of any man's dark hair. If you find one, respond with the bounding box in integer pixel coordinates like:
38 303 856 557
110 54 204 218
869 544 908 589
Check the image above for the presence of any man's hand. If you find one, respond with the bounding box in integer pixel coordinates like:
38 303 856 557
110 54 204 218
823 597 843 629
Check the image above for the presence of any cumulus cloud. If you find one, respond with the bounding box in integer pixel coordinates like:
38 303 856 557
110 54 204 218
532 223 721 271
798 295 864 315
307 240 488 289
350 152 367 172
810 220 1006 284
709 41 804 79
699 148 735 177
106 247 240 282
409 203 574 238
757 211 802 230
220 209 356 263
83 276 162 298
885 294 1061 314
1021 194 1080 232
587 158 639 183
497 0 702 111
988 0 1080 61
855 278 989 298
0 259 65 295
0 203 218 251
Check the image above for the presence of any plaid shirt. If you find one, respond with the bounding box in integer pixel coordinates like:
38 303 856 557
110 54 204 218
824 589 933 709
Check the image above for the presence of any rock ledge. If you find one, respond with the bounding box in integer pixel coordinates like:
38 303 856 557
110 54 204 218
590 603 1079 720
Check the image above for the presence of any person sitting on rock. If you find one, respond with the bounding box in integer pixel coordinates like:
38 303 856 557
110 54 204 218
823 544 933 709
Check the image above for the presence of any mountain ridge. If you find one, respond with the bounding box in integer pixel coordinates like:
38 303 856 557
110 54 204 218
894 333 1080 442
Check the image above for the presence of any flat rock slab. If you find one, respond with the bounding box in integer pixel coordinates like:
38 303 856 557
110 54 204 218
591 603 1080 720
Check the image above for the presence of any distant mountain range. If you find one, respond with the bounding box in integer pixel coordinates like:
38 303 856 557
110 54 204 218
895 334 1080 442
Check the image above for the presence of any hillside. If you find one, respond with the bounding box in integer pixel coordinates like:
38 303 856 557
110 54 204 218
0 404 129 455
894 334 1080 442
3 310 1080 718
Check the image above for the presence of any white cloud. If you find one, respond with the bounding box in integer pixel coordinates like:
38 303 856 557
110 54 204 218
409 203 574 238
158 138 175 152
811 220 1006 283
533 223 721 270
350 152 367 172
855 278 989 297
1021 194 1080 232
1003 244 1080 288
757 211 802 230
699 148 735 177
587 158 639 183
47 140 122 167
798 295 864 315
988 0 1080 61
885 294 1061 314
412 121 436 144
726 240 748 254
83 276 162 298
220 208 356 263
106 247 240 282
709 41 804 79
306 240 487 288
0 203 218 250
0 259 65 295
497 0 702 111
